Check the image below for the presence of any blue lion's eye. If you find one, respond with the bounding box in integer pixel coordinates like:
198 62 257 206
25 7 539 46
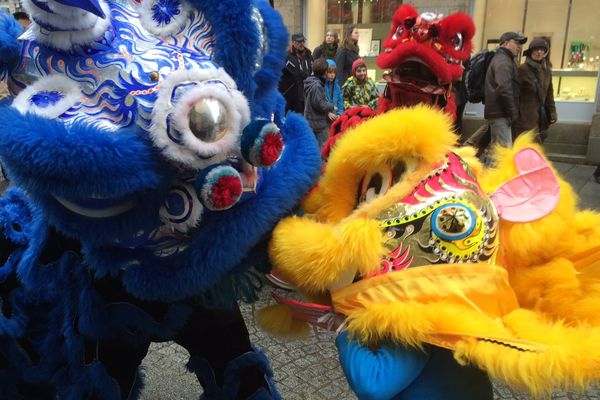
188 98 229 143
151 0 183 26
29 91 65 108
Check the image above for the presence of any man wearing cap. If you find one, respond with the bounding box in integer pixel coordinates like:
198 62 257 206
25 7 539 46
279 33 313 114
483 31 527 165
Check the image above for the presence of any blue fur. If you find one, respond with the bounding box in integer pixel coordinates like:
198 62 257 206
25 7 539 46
195 0 258 98
0 108 165 198
251 0 289 119
0 107 173 247
188 346 281 400
0 9 22 79
82 113 321 302
0 1 320 396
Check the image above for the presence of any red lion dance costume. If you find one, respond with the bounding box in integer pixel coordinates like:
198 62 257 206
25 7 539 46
323 4 474 157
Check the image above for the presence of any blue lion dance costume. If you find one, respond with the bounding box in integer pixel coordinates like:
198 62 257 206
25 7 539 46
0 0 321 398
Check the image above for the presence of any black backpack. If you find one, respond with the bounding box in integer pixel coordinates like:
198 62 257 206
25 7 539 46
465 49 495 103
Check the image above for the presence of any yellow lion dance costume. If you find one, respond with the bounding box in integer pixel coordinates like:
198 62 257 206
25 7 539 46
259 105 600 398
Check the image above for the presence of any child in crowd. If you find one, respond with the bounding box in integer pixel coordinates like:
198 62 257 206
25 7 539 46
304 57 336 148
342 59 379 110
325 60 344 125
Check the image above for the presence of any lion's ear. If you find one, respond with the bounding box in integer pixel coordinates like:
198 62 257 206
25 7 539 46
0 10 22 82
491 146 560 222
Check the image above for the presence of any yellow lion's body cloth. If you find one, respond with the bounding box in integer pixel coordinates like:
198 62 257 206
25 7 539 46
261 105 600 395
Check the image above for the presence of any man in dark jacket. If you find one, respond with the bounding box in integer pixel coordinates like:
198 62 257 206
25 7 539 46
484 32 527 165
279 33 313 113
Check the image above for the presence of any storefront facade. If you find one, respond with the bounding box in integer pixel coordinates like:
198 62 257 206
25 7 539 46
282 0 600 162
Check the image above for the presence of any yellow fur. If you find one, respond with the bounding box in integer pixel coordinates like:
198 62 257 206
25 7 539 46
263 108 600 394
270 216 384 294
254 304 311 338
345 301 600 396
456 309 600 396
481 134 600 326
303 105 457 222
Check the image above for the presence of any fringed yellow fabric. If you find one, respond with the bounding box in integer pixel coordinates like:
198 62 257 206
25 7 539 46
456 309 600 397
254 303 311 338
332 263 600 395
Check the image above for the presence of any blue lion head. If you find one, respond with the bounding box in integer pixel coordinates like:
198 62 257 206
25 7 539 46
0 0 320 302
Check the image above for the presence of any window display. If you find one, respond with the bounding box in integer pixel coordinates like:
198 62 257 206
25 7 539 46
480 0 599 104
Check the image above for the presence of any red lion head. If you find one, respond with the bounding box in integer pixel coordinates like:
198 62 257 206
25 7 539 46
377 4 475 112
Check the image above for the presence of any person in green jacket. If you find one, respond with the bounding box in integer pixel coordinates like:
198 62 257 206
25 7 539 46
342 59 379 110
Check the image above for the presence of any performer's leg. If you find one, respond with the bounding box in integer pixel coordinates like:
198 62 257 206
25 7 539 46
176 303 279 399
400 345 493 400
96 336 151 399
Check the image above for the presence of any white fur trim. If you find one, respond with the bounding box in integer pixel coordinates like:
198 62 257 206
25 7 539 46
139 0 192 37
150 68 250 169
22 0 112 51
12 75 82 119
159 182 203 233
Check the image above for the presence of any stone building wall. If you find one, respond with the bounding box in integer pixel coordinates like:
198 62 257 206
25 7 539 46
273 0 302 42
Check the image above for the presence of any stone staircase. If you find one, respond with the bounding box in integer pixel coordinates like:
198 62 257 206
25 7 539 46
461 117 593 164
543 121 590 164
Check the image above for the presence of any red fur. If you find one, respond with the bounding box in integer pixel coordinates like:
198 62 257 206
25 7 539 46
438 13 475 64
322 3 472 159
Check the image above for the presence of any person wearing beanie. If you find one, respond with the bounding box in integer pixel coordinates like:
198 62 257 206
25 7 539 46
324 59 344 123
342 59 379 110
304 58 336 148
512 37 557 143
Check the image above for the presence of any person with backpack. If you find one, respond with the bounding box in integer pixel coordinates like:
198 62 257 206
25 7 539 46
483 32 527 165
512 37 557 143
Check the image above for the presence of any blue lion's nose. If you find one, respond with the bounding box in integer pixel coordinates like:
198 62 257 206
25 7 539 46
53 0 106 18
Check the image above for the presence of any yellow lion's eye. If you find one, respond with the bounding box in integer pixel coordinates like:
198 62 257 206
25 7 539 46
357 161 408 205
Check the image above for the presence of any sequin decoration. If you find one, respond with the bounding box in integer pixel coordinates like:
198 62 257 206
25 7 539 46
367 152 499 277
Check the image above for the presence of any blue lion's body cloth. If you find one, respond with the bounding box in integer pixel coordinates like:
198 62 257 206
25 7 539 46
0 1 320 398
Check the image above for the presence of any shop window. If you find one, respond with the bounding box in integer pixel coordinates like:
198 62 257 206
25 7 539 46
326 0 402 25
481 0 600 103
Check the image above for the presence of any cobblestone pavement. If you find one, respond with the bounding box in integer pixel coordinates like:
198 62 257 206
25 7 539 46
140 287 600 399
140 162 600 399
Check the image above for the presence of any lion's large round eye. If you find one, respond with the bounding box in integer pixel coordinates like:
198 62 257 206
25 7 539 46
359 171 389 204
451 33 463 51
392 25 404 40
358 162 408 205
188 98 228 143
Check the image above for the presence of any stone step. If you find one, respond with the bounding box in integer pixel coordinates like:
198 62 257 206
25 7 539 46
544 142 588 156
545 123 590 145
545 153 589 164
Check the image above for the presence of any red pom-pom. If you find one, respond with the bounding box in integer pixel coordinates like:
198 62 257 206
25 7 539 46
260 132 283 166
209 175 243 209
